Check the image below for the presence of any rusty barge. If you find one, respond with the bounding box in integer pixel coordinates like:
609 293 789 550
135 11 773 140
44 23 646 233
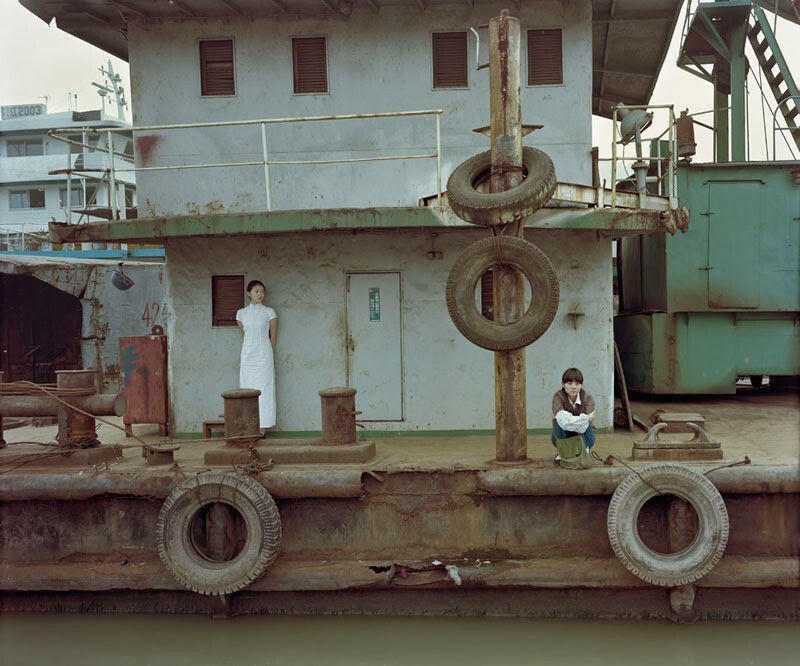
1 379 798 621
3 0 798 621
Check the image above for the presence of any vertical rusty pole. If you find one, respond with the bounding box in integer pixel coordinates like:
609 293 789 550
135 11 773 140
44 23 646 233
490 11 527 462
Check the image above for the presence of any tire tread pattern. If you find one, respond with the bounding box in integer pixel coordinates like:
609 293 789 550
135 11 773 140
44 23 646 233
607 463 729 587
156 471 281 595
446 236 559 350
447 147 557 226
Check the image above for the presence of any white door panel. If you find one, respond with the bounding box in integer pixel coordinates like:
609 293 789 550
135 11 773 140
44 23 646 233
346 272 403 421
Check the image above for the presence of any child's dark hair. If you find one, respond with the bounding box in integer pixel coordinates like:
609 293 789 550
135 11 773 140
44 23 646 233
561 367 584 384
246 280 265 293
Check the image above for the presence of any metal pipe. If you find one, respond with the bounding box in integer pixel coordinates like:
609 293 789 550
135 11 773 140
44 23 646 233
611 107 618 207
118 153 439 174
107 129 119 221
0 393 126 418
435 113 442 209
261 122 271 212
48 109 445 134
66 140 73 225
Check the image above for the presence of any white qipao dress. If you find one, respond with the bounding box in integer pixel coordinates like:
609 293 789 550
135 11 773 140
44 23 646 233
236 303 278 428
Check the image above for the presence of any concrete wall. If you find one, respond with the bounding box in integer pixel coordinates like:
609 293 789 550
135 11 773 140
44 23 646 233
78 262 167 391
127 2 593 217
165 229 612 434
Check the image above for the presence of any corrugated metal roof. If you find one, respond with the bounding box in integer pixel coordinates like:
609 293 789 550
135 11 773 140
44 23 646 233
19 0 684 120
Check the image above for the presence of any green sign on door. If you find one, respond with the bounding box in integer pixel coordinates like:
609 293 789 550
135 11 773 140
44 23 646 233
369 287 381 321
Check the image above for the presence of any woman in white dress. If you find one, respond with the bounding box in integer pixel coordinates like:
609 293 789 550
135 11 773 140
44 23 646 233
236 280 278 436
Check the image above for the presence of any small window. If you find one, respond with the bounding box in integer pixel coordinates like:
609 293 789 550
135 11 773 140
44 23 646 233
292 36 328 94
212 275 244 327
527 29 563 86
7 138 44 157
59 187 84 207
432 32 468 89
10 189 45 209
200 39 235 96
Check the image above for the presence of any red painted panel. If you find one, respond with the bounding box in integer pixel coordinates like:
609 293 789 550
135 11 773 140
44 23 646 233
119 335 168 426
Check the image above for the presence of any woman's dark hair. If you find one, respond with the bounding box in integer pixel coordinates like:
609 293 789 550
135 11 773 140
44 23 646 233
246 280 265 293
562 367 584 384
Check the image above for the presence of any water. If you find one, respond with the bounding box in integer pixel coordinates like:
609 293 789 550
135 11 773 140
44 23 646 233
1 614 798 666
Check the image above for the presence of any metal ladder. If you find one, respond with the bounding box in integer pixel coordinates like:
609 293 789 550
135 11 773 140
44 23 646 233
747 4 800 151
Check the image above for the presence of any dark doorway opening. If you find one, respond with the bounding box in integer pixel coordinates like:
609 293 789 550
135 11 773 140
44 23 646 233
0 274 82 383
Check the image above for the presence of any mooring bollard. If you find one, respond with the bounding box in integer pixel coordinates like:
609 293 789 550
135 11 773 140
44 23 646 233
319 387 359 445
222 388 261 447
56 370 100 447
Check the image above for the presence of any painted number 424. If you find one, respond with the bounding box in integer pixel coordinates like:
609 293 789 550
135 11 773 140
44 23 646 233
142 303 170 327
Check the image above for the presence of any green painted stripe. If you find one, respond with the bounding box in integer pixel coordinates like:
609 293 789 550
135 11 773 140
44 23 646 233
50 205 671 244
175 427 611 439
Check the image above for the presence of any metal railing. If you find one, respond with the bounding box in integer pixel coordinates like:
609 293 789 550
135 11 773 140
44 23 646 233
50 110 444 223
46 128 134 225
606 104 679 210
773 95 800 159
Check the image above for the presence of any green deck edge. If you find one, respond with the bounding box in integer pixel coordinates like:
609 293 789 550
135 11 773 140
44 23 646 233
50 206 674 244
175 427 611 439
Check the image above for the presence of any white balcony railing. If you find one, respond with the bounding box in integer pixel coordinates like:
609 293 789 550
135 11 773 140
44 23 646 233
50 110 443 223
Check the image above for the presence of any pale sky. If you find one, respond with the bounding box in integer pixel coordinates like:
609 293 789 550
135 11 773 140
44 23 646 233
1 0 798 162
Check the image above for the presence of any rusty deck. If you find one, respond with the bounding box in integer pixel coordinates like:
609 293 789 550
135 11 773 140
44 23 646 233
1 386 798 620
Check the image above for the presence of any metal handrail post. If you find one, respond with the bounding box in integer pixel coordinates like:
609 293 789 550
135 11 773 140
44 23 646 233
107 129 119 221
669 106 678 208
772 95 800 158
435 113 442 208
611 107 618 208
66 140 73 225
261 123 271 212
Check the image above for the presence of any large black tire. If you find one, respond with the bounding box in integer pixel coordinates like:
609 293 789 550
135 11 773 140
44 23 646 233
156 471 281 595
607 463 729 587
447 147 557 226
446 236 559 351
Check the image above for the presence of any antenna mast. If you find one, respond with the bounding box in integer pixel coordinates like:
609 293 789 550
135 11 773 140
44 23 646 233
92 60 128 119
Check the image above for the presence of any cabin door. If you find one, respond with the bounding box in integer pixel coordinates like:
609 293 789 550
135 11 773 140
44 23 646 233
346 272 403 421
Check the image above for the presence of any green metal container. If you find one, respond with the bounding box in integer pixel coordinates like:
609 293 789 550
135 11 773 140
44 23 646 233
616 162 800 393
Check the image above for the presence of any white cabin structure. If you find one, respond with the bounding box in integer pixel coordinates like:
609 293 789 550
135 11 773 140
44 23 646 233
22 0 685 437
0 104 136 248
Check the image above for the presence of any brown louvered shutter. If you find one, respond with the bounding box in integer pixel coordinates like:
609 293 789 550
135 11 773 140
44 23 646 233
212 275 244 327
293 37 328 94
528 29 563 86
432 32 468 89
200 39 235 96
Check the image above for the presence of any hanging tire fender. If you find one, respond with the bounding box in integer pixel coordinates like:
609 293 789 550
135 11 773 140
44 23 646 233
446 147 557 226
156 471 282 595
445 236 559 351
607 463 729 587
